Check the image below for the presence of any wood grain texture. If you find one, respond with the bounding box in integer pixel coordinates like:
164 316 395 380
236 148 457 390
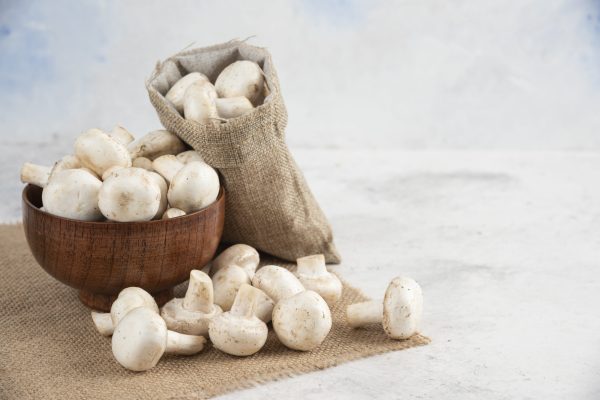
22 184 225 311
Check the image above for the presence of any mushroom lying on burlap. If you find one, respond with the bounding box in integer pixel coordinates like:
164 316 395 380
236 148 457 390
272 290 332 351
346 276 423 340
91 287 159 336
161 270 222 336
208 284 268 356
294 254 342 307
251 265 305 303
112 307 206 371
212 264 250 311
210 244 260 279
98 167 162 222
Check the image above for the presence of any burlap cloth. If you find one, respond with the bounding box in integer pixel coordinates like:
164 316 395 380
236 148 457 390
0 224 429 399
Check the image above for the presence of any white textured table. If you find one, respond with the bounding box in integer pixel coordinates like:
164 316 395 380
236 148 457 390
2 145 599 399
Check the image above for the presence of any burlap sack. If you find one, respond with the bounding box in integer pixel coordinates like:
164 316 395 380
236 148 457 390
146 41 341 263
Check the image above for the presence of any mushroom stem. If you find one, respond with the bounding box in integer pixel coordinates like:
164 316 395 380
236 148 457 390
346 300 384 327
20 163 51 188
230 284 258 319
183 270 214 313
296 254 327 276
165 331 207 355
110 125 135 146
91 311 114 336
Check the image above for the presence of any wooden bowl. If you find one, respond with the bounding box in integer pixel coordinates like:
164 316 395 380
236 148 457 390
22 184 225 311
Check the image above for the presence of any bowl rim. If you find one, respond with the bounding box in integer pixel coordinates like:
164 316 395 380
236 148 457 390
22 184 225 225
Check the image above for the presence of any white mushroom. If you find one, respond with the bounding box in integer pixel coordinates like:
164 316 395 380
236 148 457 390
216 97 254 119
272 290 332 351
208 283 268 356
215 60 265 106
74 128 132 176
132 156 154 171
152 155 183 183
20 163 51 188
251 265 304 303
176 150 204 164
250 286 275 324
294 254 342 307
162 208 186 219
168 161 220 213
51 154 81 174
112 307 206 371
42 169 103 220
212 264 250 311
101 165 125 181
210 244 260 280
161 270 222 336
109 125 135 146
346 276 423 340
165 72 209 113
91 287 159 336
20 155 82 188
128 130 187 160
147 171 168 219
98 167 161 222
183 80 219 124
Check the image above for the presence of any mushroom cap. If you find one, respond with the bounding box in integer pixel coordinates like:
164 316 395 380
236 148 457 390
251 265 305 303
166 72 208 113
112 307 167 371
212 265 250 311
176 150 204 164
128 130 187 160
98 167 162 222
215 96 254 119
272 290 332 351
162 208 186 220
74 128 132 176
208 312 268 356
214 60 265 106
294 272 342 307
382 277 423 340
42 169 103 221
132 157 154 171
211 244 260 279
252 287 275 324
147 171 168 219
161 298 222 336
167 161 220 213
183 80 219 124
111 287 159 325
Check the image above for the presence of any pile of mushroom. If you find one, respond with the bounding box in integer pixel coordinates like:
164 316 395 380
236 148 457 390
89 243 423 372
20 127 220 222
165 60 267 123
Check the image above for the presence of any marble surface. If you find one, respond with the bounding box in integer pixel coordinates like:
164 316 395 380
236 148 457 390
2 148 599 399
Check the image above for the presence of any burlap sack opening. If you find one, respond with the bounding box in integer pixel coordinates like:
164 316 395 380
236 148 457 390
146 40 341 263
